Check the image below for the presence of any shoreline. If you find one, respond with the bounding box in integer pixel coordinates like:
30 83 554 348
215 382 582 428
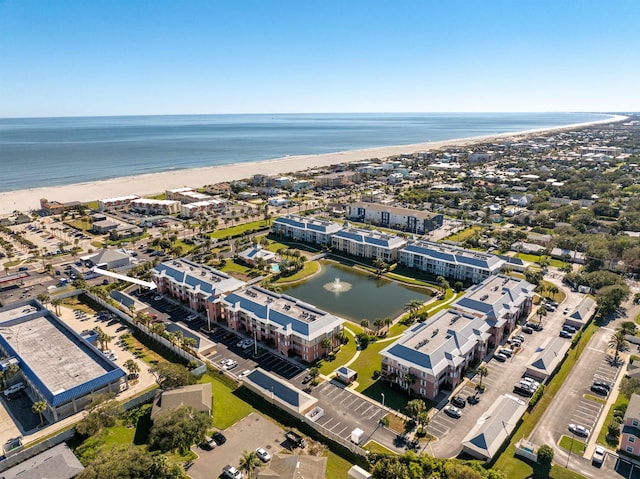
0 114 626 215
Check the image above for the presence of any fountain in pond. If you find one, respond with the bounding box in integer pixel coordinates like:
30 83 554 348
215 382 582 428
323 277 352 294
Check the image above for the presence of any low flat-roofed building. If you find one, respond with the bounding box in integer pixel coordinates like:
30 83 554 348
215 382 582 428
0 300 126 422
130 198 180 215
97 195 139 211
380 309 491 399
219 286 344 362
564 297 596 330
314 171 360 188
39 198 82 215
399 240 505 284
166 187 211 204
461 394 528 461
526 337 571 381
91 219 119 234
243 369 316 415
272 214 342 247
1 443 84 479
82 249 131 270
550 247 586 264
151 382 212 420
332 227 406 262
152 259 245 314
348 202 444 234
452 275 534 347
180 199 226 218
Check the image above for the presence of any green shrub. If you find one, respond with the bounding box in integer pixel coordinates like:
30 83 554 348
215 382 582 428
529 384 545 408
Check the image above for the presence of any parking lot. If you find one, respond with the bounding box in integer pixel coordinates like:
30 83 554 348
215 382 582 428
187 413 285 479
310 380 386 446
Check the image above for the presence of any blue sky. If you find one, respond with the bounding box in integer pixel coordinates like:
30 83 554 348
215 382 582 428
1 0 638 117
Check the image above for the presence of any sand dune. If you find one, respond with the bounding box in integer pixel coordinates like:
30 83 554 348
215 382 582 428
0 115 625 215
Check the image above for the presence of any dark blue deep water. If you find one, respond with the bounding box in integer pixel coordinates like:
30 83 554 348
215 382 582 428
0 112 610 192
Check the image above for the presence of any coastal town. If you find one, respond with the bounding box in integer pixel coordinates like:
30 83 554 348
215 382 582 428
2 115 640 479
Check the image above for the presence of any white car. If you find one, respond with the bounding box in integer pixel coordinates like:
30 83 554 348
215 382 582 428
3 383 25 397
592 445 605 465
153 295 163 301
224 360 238 370
568 424 590 438
256 447 271 462
443 405 462 418
185 313 198 322
238 369 252 378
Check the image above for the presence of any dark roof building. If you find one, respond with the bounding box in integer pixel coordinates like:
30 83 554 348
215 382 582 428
151 383 212 420
1 443 84 479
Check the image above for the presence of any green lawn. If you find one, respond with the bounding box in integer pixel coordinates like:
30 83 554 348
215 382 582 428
442 225 484 242
364 441 396 455
325 449 355 478
515 253 567 269
597 393 628 447
210 220 270 239
218 259 258 278
315 326 360 376
559 435 586 455
493 322 597 478
121 335 166 366
274 260 320 284
198 374 254 429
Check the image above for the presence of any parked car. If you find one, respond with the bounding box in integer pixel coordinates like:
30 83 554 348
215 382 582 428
301 374 312 384
568 424 590 438
467 394 480 405
443 405 462 418
522 326 534 334
559 330 573 339
451 396 466 408
222 465 243 479
212 431 227 445
499 348 513 358
513 334 525 342
563 325 577 334
256 447 271 462
238 369 252 378
494 353 508 362
200 436 216 450
592 445 605 465
590 384 609 396
3 383 25 397
593 380 611 391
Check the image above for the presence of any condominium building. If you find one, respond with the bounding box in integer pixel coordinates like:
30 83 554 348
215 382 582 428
216 286 344 362
331 227 407 262
271 214 342 246
152 259 245 312
165 187 211 204
180 199 227 218
380 309 491 399
314 171 360 188
399 240 505 283
348 202 444 234
451 275 534 347
97 195 140 211
130 198 180 215
621 394 640 457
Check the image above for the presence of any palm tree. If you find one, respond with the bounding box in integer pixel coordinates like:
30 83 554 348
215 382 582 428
94 326 111 351
50 298 63 316
124 359 140 376
360 319 370 331
619 321 637 336
373 319 384 334
32 401 47 426
321 337 332 357
609 330 628 365
404 300 423 322
536 306 547 327
476 365 488 388
182 336 197 352
36 293 50 307
238 450 262 479
417 410 430 435
383 317 393 332
547 284 559 299
403 373 416 397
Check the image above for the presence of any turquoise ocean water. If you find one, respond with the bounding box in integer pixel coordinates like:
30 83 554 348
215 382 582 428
0 112 610 192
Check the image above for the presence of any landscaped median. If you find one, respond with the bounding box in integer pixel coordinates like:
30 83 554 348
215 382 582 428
492 322 597 479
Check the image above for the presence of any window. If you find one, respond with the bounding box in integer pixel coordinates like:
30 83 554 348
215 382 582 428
630 436 636 443
627 446 634 453
634 420 639 427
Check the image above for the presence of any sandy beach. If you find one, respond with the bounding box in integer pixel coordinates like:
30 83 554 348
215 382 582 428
0 114 625 215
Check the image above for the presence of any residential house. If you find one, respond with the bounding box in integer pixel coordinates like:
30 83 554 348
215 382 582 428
621 394 640 456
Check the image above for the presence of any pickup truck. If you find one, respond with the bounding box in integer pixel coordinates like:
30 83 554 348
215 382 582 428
285 430 307 448
222 465 243 479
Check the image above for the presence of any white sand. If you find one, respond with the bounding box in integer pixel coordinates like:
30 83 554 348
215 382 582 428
0 115 626 215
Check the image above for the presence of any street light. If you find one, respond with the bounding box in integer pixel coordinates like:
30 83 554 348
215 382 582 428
381 393 385 409
566 430 575 467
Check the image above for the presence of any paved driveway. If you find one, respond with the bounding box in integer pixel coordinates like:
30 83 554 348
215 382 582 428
188 413 285 479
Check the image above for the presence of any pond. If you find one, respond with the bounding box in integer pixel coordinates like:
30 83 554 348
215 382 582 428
281 261 431 322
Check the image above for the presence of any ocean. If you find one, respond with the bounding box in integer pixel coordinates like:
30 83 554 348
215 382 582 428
0 112 611 192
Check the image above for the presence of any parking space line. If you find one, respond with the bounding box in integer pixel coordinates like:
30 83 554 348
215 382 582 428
329 421 343 432
320 417 334 428
336 425 350 437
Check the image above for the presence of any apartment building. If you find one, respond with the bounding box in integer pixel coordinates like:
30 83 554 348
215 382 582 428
348 202 444 234
152 259 245 312
621 394 640 456
130 198 180 215
271 214 342 246
97 195 140 211
451 275 534 347
380 309 491 399
165 187 211 204
216 286 344 362
180 199 227 218
331 227 407 262
314 171 360 188
399 240 505 283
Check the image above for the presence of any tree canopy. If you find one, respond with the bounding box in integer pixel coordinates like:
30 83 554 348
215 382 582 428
77 446 186 479
148 405 212 454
